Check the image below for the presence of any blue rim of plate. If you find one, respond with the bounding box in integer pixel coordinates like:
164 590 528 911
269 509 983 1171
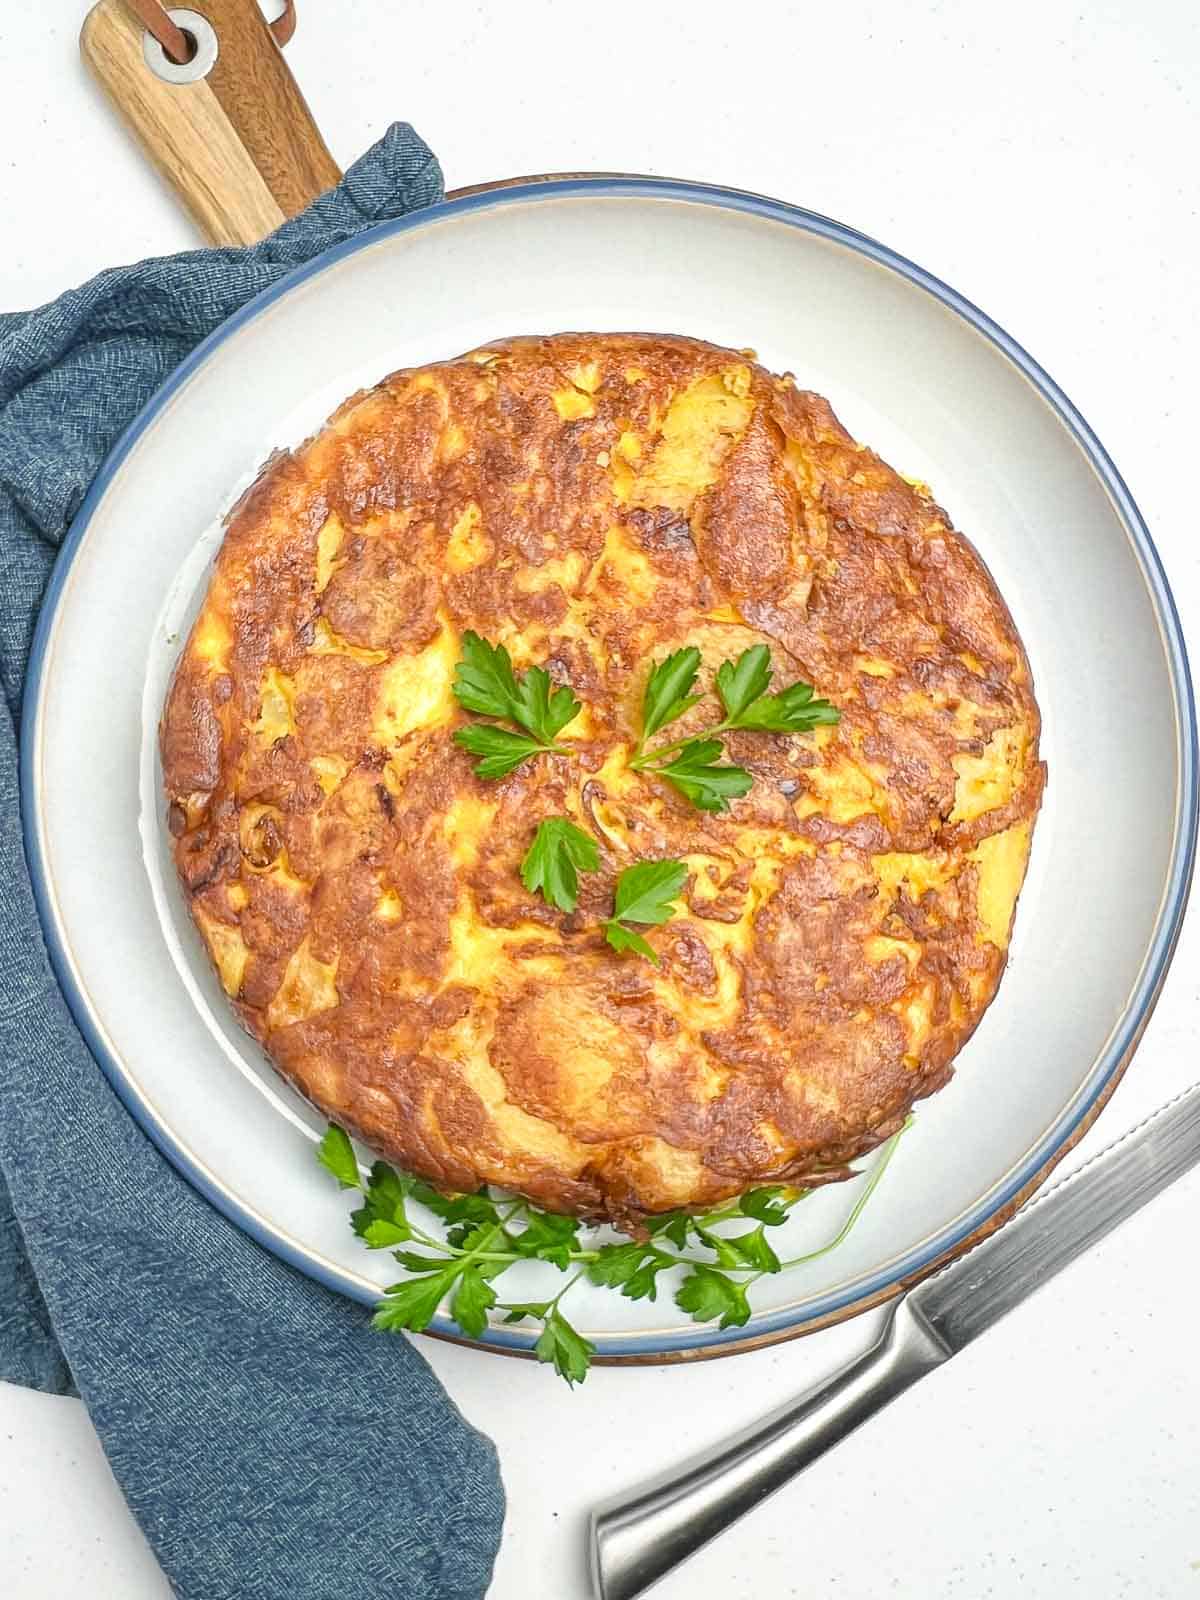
21 177 1199 1360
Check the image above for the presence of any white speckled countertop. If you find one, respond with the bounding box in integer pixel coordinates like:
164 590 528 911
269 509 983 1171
1 3 1197 1595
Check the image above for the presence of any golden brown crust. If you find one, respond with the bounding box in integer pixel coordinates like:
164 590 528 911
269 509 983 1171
161 333 1044 1222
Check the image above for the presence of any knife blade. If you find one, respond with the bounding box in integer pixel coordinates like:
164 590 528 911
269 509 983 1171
914 1079 1200 1350
591 1081 1200 1600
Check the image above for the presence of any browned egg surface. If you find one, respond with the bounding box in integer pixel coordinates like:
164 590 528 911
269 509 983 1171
161 333 1044 1225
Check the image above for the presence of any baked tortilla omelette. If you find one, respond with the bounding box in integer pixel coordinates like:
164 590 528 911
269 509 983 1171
161 333 1045 1226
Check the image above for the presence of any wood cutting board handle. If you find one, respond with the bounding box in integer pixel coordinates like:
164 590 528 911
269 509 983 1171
81 0 342 247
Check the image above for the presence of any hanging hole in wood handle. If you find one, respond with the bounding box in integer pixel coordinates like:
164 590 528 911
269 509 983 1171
81 0 341 247
142 10 218 82
126 0 294 62
125 0 192 62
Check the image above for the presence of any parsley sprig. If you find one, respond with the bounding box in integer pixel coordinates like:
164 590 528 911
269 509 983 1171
453 632 582 778
602 858 686 963
629 643 839 811
519 819 685 964
450 634 837 807
520 818 600 913
318 1119 907 1386
643 738 754 814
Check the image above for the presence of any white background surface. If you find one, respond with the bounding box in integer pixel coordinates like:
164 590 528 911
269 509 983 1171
1 2 1198 1597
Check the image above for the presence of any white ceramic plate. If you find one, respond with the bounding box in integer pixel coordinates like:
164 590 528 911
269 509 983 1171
23 180 1196 1361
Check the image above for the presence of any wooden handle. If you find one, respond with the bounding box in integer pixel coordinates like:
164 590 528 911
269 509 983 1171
81 0 341 247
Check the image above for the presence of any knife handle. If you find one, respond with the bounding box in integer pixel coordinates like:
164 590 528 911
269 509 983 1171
589 1299 950 1600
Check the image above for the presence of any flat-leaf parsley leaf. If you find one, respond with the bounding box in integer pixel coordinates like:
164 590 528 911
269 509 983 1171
316 1125 359 1189
652 738 753 813
534 1309 595 1387
373 1266 459 1334
520 817 601 913
713 642 774 719
451 1266 499 1339
452 632 582 778
639 646 704 748
454 724 559 780
509 1210 582 1270
587 1240 676 1301
675 1265 753 1330
603 859 687 964
715 644 840 733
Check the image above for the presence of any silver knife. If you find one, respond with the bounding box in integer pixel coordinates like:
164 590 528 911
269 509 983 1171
590 1081 1200 1600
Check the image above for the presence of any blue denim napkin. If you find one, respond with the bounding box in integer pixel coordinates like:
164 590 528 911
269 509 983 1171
0 123 504 1599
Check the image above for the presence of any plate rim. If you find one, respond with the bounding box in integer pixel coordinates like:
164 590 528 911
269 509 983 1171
22 174 1198 1363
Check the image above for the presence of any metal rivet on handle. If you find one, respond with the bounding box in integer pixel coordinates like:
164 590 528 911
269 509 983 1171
141 8 219 83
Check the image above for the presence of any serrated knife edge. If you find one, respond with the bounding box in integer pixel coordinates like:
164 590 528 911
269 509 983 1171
911 1079 1200 1350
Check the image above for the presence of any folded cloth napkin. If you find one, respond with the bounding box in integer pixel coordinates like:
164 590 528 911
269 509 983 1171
0 123 504 1600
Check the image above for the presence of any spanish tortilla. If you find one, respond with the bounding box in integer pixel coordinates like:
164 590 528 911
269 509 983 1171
161 333 1044 1224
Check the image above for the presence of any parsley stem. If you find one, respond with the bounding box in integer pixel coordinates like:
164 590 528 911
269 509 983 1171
548 1268 587 1311
692 1196 786 1231
432 1246 604 1266
432 1200 527 1281
458 1224 505 1264
775 1124 906 1271
628 719 738 770
690 1188 808 1231
410 1198 606 1265
409 1222 455 1251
